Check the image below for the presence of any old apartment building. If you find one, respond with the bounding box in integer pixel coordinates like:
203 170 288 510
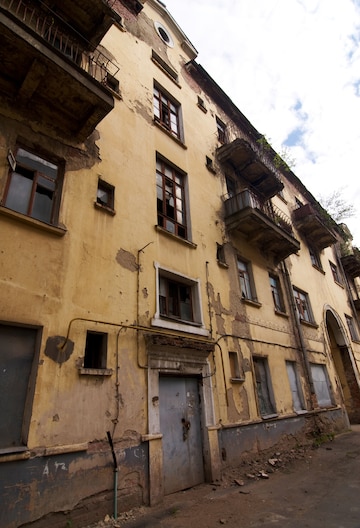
1 1 360 526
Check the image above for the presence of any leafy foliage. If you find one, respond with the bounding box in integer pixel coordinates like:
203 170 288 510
318 188 356 223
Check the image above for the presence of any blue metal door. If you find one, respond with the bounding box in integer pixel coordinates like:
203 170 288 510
159 376 204 494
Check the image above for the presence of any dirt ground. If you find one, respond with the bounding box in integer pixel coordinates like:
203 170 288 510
83 425 360 528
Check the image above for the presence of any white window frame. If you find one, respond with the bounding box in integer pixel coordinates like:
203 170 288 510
152 262 209 336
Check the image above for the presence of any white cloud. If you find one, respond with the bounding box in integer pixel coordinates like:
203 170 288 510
164 0 360 244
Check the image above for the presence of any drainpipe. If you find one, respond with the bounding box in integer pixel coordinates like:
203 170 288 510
107 431 118 520
281 261 316 409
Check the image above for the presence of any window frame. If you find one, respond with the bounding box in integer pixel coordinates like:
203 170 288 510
152 263 208 336
156 156 188 240
269 274 286 313
345 314 360 342
329 260 342 285
286 360 306 413
293 287 315 324
95 178 115 214
310 363 333 408
309 246 322 270
237 257 257 302
3 145 63 226
252 356 277 418
153 84 182 140
216 116 227 144
229 351 244 382
83 331 108 370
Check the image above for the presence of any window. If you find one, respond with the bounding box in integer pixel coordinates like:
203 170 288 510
154 21 174 47
225 175 236 198
286 361 305 412
345 315 360 341
84 331 108 369
0 324 40 449
293 287 314 323
153 85 180 139
253 356 276 416
311 363 333 408
238 258 256 301
96 179 115 212
295 197 304 208
216 117 227 144
152 264 208 336
229 351 243 381
216 243 227 266
329 261 342 284
309 247 322 269
156 157 187 239
3 147 63 225
269 274 285 313
197 96 207 112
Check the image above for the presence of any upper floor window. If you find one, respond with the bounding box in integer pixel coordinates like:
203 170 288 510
84 331 108 370
345 315 360 341
96 178 115 213
238 258 257 302
216 117 227 144
269 274 285 313
152 264 208 336
3 147 63 225
329 261 342 284
156 157 187 239
309 246 322 269
153 85 181 139
293 287 314 323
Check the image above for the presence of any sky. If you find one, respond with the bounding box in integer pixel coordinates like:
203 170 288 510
163 0 360 245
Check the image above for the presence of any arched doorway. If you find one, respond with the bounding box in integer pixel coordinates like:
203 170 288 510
325 308 360 423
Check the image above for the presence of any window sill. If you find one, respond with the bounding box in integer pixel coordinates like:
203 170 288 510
78 368 113 376
217 260 229 269
312 264 325 274
154 119 187 149
155 225 197 248
197 102 207 113
206 163 217 174
274 309 289 318
230 377 245 384
334 280 344 288
0 446 30 462
151 316 209 337
0 205 67 237
261 413 279 420
241 298 262 308
299 319 319 329
94 202 116 216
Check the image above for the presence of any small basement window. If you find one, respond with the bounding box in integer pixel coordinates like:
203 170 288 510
84 331 108 369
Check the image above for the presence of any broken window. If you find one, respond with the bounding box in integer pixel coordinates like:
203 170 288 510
309 246 322 269
238 258 256 301
286 361 305 412
4 147 63 225
269 274 285 313
329 261 342 284
216 116 227 144
253 356 276 417
310 363 333 407
156 157 187 239
153 85 181 139
84 331 108 370
0 323 40 449
345 315 359 341
293 287 314 323
159 276 193 322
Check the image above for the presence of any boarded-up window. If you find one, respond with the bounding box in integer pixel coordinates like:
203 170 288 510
0 324 39 449
253 356 276 416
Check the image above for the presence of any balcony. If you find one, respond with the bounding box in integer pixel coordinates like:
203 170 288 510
224 189 300 263
341 247 360 279
0 0 120 141
217 138 284 200
292 203 337 250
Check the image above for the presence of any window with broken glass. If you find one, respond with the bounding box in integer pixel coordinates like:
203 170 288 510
293 287 314 323
269 274 285 313
216 116 227 144
238 258 256 301
156 158 187 239
153 86 180 139
3 147 63 225
159 275 193 322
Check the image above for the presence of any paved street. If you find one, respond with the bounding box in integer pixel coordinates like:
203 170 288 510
115 425 360 528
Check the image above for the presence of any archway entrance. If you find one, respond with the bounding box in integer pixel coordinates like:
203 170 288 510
326 309 360 423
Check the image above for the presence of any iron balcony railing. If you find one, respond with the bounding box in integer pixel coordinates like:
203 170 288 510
224 188 294 236
1 0 119 84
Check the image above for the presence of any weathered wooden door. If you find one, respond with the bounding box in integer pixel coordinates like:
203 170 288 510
159 376 204 494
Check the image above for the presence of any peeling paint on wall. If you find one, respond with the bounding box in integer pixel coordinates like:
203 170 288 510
116 248 139 272
44 336 74 364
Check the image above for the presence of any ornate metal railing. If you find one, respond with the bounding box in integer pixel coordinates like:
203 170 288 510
224 188 294 235
0 0 119 84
